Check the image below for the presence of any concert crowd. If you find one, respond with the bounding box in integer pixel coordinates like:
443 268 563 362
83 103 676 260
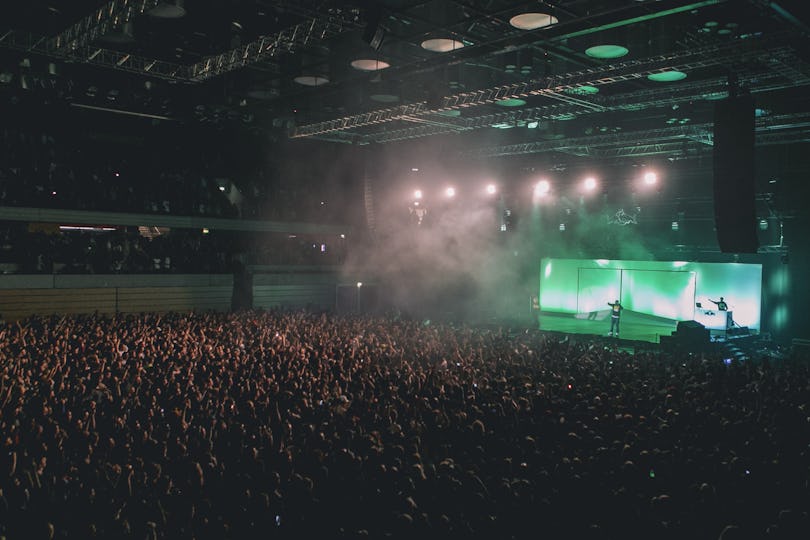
0 311 808 539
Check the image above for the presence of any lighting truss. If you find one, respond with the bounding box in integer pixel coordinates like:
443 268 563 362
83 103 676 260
187 14 360 82
49 0 161 54
291 39 794 139
0 30 187 81
2 9 359 82
464 113 810 158
360 57 810 144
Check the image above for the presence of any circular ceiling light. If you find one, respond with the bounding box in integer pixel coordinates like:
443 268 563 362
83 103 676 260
350 59 390 71
370 94 399 103
421 38 465 52
585 45 629 59
294 75 329 86
509 13 558 30
648 71 687 82
495 98 526 107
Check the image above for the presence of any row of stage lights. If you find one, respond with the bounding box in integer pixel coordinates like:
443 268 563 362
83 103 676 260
410 171 658 203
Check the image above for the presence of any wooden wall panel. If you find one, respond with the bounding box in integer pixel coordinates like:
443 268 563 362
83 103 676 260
116 287 233 314
253 284 334 310
0 288 116 320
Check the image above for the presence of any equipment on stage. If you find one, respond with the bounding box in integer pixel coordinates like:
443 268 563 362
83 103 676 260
694 306 733 330
661 320 711 352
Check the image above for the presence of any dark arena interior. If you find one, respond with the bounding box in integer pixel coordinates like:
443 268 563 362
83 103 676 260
1 1 810 539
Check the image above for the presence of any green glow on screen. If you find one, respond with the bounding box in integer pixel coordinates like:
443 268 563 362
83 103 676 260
540 258 762 330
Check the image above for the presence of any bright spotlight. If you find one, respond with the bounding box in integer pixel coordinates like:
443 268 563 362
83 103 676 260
486 184 497 195
445 186 456 198
414 189 423 200
534 179 551 197
356 281 363 288
583 177 597 191
643 171 657 185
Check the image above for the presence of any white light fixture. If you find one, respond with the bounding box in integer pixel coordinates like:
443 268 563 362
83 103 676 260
414 189 423 200
583 177 597 191
509 13 558 30
486 184 497 195
294 75 329 86
350 59 390 71
534 180 551 197
421 38 465 52
643 172 657 185
445 187 456 198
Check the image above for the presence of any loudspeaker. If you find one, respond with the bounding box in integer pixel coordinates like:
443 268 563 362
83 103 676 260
362 4 385 50
231 262 253 311
675 320 710 346
677 320 705 332
713 95 758 253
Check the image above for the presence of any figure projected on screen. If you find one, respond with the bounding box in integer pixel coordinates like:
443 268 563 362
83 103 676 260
709 297 728 311
607 300 623 337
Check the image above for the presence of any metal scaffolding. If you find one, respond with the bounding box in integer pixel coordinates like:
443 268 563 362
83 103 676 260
0 30 188 81
186 14 361 82
49 0 161 55
2 9 360 82
462 112 810 158
290 39 794 139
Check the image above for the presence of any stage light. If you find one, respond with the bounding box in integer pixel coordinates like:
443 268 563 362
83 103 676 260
356 281 363 288
643 171 657 185
445 187 456 198
534 180 551 197
414 189 423 200
583 177 597 191
559 223 566 231
759 219 768 230
486 184 497 195
671 221 680 231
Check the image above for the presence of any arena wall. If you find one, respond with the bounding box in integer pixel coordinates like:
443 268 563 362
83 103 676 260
0 272 346 320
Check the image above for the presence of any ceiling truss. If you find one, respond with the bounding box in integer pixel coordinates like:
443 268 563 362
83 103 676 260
290 38 796 139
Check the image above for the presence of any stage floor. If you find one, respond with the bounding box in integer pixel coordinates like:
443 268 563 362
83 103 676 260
538 310 678 344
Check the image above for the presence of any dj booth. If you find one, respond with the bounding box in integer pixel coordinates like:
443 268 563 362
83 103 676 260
694 308 734 330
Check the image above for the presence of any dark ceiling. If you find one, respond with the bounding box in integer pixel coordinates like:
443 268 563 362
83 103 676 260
2 0 810 159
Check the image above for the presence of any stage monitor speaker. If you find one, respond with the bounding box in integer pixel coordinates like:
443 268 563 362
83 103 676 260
677 320 705 332
713 94 758 253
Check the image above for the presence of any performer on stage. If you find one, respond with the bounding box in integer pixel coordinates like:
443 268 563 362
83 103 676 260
607 300 623 337
709 297 728 311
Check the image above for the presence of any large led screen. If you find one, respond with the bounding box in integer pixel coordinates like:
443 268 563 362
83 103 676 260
540 259 762 330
